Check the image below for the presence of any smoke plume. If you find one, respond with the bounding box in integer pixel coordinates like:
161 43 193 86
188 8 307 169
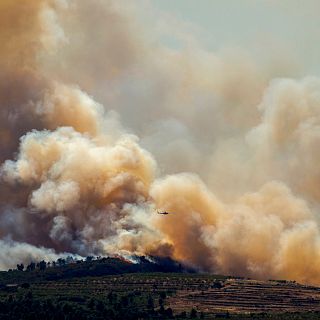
1 0 320 285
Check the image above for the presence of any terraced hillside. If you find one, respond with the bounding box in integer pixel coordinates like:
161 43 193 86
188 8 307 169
167 278 320 315
35 275 320 314
3 272 320 318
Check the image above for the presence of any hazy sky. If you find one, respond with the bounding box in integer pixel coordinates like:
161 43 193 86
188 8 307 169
152 0 320 75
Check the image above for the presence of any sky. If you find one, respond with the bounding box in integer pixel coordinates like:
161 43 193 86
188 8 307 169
152 0 320 75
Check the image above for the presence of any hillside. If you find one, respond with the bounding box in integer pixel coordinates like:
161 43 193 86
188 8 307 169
1 257 320 319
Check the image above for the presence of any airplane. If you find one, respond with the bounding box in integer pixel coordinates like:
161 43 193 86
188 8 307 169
157 211 172 215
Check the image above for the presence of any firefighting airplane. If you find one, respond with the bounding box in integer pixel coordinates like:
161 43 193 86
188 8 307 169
157 211 172 215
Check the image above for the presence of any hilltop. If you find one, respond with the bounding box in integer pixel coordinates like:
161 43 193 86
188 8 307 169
0 255 189 285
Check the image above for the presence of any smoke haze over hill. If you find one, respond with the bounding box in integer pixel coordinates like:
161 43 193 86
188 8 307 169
2 0 320 285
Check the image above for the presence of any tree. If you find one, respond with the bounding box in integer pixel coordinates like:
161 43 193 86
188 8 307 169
159 304 165 314
190 308 197 319
147 296 154 311
87 298 95 309
38 260 47 271
21 283 30 289
17 263 24 271
26 262 35 271
121 295 129 307
107 291 115 302
96 300 104 312
160 291 167 299
57 258 66 266
62 303 72 314
165 307 173 318
25 291 33 300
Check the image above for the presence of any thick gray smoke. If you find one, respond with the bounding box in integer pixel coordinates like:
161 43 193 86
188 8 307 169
1 0 320 285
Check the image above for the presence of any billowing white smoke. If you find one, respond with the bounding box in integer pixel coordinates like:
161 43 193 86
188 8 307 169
0 239 76 271
2 0 320 285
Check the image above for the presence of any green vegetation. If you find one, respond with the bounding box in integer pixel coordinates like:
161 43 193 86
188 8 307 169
1 257 320 319
0 288 176 320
